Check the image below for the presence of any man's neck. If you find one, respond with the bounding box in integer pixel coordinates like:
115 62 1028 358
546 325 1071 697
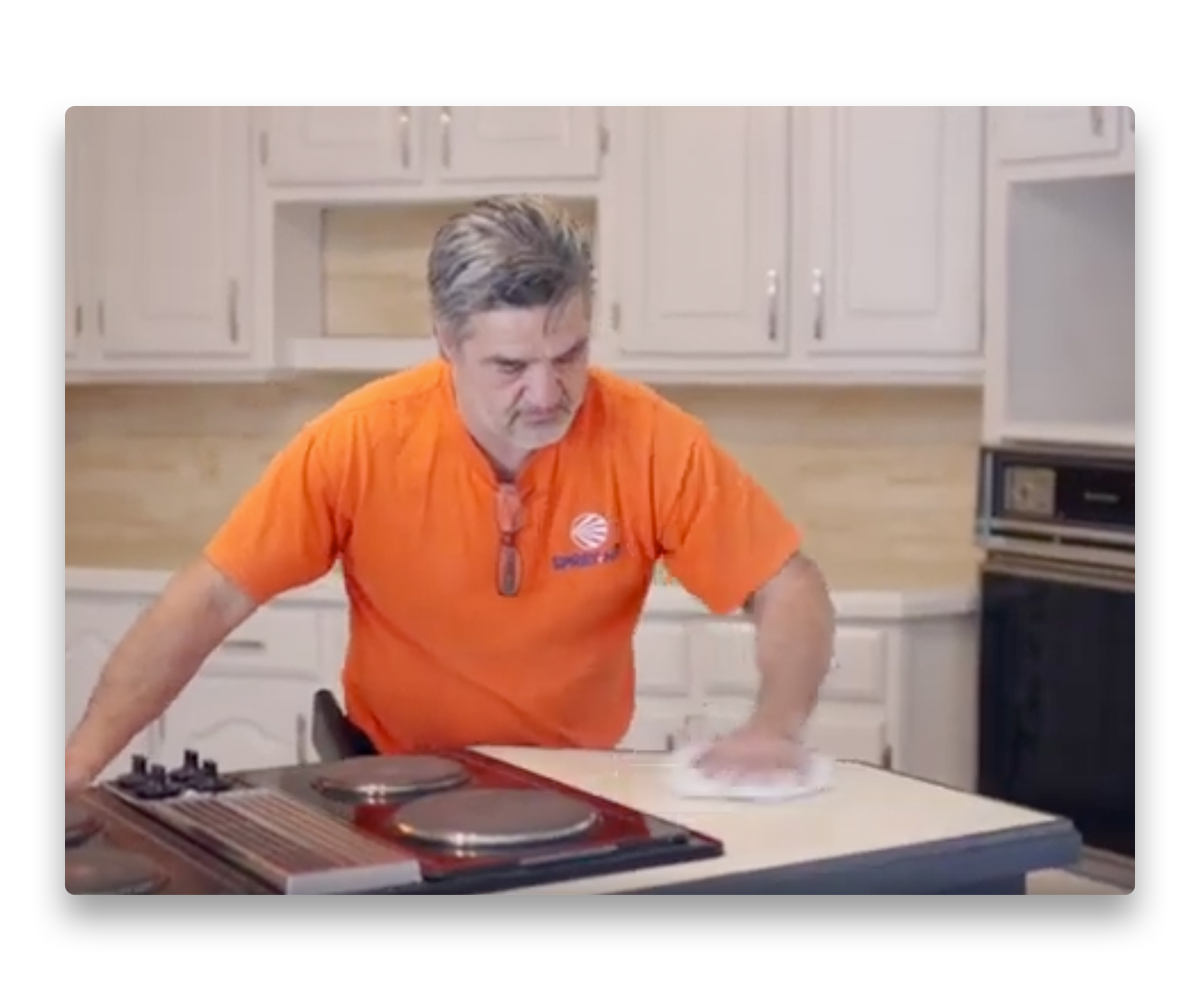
458 410 532 482
484 445 530 483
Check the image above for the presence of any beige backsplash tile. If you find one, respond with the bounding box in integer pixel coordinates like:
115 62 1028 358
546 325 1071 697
65 377 984 591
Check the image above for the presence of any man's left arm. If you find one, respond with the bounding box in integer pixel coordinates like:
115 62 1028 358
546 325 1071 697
741 551 836 739
650 402 834 737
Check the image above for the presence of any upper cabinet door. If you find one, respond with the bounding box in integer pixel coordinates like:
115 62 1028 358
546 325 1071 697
433 106 603 182
610 106 790 358
260 107 603 187
95 107 253 359
65 107 93 363
803 106 984 358
991 107 1127 162
262 107 422 185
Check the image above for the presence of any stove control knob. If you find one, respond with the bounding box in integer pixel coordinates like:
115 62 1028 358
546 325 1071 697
169 748 203 785
192 758 234 793
136 763 183 801
115 754 151 790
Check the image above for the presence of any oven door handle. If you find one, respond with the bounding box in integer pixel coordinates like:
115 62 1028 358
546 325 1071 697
983 556 1134 593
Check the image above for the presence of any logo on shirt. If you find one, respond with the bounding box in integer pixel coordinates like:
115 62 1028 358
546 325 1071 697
569 513 609 551
552 512 622 572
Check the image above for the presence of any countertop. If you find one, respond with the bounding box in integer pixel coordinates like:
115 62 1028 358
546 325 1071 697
474 747 1081 894
65 565 977 621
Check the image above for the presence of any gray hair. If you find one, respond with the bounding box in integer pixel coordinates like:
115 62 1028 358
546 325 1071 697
427 195 594 343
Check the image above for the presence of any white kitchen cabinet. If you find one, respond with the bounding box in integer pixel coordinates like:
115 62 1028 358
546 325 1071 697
151 604 327 770
982 162 1134 450
799 107 983 371
993 107 1123 161
64 106 991 387
65 570 979 790
64 591 156 781
66 590 329 776
599 106 984 386
65 106 271 383
154 672 317 771
619 618 696 751
990 107 1134 177
684 609 979 790
65 108 81 357
259 106 606 194
605 107 790 363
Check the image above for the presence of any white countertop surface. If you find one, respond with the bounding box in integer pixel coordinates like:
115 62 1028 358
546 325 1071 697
65 566 976 620
475 747 1065 894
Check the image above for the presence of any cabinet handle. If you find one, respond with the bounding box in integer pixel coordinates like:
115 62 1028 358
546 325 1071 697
882 744 893 771
219 637 266 652
97 300 105 336
766 269 779 341
295 713 308 764
1089 107 1105 136
228 279 239 343
74 304 82 336
665 733 676 753
398 107 411 168
440 107 452 168
812 268 825 340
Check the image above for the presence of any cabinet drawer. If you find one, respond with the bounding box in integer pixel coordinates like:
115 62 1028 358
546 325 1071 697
210 605 322 672
633 620 691 695
823 627 888 702
687 620 884 702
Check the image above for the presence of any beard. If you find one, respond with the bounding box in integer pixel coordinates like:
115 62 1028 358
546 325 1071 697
506 404 577 449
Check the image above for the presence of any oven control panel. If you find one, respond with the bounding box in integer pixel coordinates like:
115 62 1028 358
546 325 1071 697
976 444 1134 565
978 444 1134 534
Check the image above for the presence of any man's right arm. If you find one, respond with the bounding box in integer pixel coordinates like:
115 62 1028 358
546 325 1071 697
65 558 258 791
66 417 349 790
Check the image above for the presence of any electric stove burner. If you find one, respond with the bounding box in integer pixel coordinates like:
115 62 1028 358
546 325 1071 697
66 799 100 847
66 846 169 895
311 755 469 803
392 787 600 849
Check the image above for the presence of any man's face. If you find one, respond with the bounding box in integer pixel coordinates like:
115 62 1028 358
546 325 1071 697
442 293 592 455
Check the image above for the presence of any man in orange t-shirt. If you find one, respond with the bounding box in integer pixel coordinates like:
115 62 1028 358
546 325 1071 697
65 195 835 790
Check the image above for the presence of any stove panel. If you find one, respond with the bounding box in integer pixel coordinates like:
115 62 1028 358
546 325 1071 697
83 747 724 895
65 789 270 895
234 749 723 892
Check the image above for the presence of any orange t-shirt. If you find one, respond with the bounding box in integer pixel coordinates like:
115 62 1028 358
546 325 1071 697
203 360 802 754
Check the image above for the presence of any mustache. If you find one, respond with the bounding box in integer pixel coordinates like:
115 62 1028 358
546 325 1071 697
518 402 572 418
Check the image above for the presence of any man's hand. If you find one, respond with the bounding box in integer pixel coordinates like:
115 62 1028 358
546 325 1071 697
693 715 805 780
65 755 97 795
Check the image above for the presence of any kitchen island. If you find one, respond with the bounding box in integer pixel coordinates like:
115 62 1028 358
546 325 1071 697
477 747 1081 894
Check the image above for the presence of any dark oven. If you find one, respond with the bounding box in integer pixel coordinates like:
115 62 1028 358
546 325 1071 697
975 444 1134 888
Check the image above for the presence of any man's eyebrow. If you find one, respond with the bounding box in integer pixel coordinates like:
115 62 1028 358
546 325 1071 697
485 338 588 367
